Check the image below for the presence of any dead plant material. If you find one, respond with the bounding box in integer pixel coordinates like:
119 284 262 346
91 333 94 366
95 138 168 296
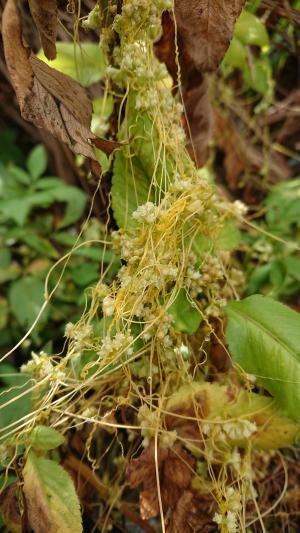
28 0 58 60
174 0 246 72
166 490 216 533
0 483 22 533
127 442 195 520
2 0 119 165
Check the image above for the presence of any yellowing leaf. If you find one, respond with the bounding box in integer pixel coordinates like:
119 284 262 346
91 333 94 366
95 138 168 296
23 452 82 533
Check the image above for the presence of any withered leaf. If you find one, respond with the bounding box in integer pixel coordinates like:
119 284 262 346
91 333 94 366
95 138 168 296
28 0 58 60
174 0 246 72
127 443 194 520
166 491 216 533
155 12 212 167
91 137 124 156
2 0 96 161
23 452 82 533
0 483 22 533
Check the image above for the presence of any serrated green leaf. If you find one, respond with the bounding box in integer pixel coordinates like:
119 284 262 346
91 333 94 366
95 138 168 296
37 42 106 87
26 145 48 180
9 276 48 327
30 426 65 451
226 295 300 422
169 289 202 335
23 452 82 533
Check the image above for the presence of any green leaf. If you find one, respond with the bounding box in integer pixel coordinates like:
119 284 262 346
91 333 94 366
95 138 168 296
216 221 241 251
26 145 48 180
226 295 300 422
35 180 87 228
246 264 271 294
235 11 269 47
112 150 153 229
0 298 8 329
169 289 202 335
9 276 47 327
71 263 99 287
37 42 106 87
30 426 65 451
23 452 82 533
0 364 32 439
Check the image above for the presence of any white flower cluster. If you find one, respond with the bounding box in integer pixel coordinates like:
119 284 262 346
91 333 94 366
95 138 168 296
98 332 134 361
223 420 257 440
132 201 158 224
213 510 239 533
64 322 93 351
21 351 66 381
202 418 257 443
102 295 115 317
232 200 248 217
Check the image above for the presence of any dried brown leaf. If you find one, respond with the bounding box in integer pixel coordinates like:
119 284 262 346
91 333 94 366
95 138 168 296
174 0 246 72
0 483 22 533
28 0 58 60
91 137 124 156
2 0 97 161
183 76 213 167
167 491 216 533
127 443 194 520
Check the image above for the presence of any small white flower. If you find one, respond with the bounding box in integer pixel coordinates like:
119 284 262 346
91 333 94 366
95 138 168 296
213 513 223 525
103 296 115 317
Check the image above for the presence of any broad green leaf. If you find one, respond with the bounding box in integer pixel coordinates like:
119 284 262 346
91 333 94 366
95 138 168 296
169 289 202 335
26 145 48 180
226 295 300 422
112 150 153 229
23 452 82 533
0 364 32 439
223 37 247 70
9 276 48 327
0 178 86 227
30 426 65 451
38 42 106 87
235 11 269 47
36 179 87 228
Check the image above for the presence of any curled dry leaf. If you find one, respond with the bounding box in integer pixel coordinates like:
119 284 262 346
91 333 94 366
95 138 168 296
127 442 194 520
28 0 58 60
2 0 120 166
155 12 213 167
174 0 246 73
